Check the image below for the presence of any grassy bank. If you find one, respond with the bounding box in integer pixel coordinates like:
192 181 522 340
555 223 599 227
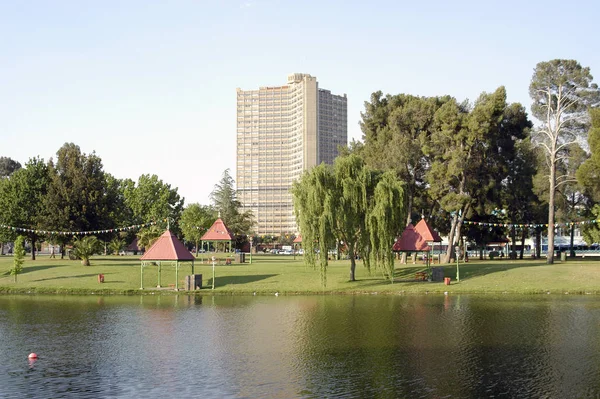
0 254 599 295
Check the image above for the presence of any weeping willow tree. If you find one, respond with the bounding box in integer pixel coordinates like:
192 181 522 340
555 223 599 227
292 164 335 286
367 171 406 281
293 156 407 285
329 154 375 281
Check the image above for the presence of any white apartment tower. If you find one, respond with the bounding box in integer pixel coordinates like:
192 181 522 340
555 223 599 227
236 73 348 236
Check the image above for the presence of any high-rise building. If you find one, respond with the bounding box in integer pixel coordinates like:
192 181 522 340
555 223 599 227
236 73 347 236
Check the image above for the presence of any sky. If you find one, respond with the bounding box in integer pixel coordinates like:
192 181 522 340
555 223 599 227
2 0 599 205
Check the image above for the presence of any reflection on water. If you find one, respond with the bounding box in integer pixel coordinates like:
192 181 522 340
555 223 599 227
1 294 600 398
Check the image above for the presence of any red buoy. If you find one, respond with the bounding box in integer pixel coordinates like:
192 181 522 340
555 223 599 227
28 353 38 360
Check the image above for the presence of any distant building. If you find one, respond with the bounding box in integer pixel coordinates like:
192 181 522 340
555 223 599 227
236 73 347 235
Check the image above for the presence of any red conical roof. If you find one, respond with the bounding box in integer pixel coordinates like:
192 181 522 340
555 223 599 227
201 218 234 241
414 218 442 242
140 230 195 261
392 224 431 252
293 235 302 243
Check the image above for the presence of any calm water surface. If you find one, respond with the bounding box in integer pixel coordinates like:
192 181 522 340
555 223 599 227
1 294 600 398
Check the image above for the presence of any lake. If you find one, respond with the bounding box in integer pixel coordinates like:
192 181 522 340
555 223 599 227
1 294 599 398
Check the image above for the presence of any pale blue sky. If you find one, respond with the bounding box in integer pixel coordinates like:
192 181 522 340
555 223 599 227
2 0 599 205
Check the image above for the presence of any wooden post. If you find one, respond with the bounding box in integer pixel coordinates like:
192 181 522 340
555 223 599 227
157 262 162 288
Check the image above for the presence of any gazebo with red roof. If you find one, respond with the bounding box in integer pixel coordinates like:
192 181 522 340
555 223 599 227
393 218 442 279
201 218 234 253
140 230 195 290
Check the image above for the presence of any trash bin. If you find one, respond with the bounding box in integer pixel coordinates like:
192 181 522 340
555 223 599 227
560 252 567 262
431 267 444 282
444 277 451 285
184 274 203 290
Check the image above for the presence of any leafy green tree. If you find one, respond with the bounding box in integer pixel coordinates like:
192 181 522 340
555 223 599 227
367 171 406 280
72 236 102 266
577 109 600 245
293 159 406 285
553 144 590 256
578 109 600 200
529 59 600 263
292 164 336 286
0 157 22 178
43 143 114 234
360 93 448 226
498 104 536 258
426 88 505 262
329 154 374 281
11 235 25 282
180 203 216 255
123 173 184 247
124 174 184 232
0 157 50 260
0 178 14 255
210 169 254 238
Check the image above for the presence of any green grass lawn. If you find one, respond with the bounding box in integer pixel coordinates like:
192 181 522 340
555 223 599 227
0 253 599 295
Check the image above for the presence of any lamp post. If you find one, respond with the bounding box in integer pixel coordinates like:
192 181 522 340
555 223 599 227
455 245 461 283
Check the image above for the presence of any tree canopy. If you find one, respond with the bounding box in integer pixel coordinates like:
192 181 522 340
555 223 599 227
210 169 253 237
0 157 22 178
180 203 216 255
292 156 406 285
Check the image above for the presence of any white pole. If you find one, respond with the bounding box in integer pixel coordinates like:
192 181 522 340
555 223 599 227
212 256 216 290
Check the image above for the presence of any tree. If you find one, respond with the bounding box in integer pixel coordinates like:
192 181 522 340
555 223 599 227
360 93 448 226
210 169 254 237
426 88 508 263
578 109 600 200
292 164 336 286
328 154 374 281
44 143 114 233
0 157 50 260
292 159 407 285
367 171 406 280
554 144 590 256
11 236 25 282
125 174 183 228
0 157 22 178
577 109 600 244
71 236 102 266
529 59 600 263
498 104 536 259
180 203 216 256
123 173 184 247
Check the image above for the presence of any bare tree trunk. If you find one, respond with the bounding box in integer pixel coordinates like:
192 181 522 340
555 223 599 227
547 161 556 264
535 229 542 259
31 234 36 261
511 225 517 259
569 223 575 257
349 256 356 281
519 228 527 259
444 213 458 264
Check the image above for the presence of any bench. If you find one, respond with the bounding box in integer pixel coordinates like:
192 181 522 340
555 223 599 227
415 272 428 281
